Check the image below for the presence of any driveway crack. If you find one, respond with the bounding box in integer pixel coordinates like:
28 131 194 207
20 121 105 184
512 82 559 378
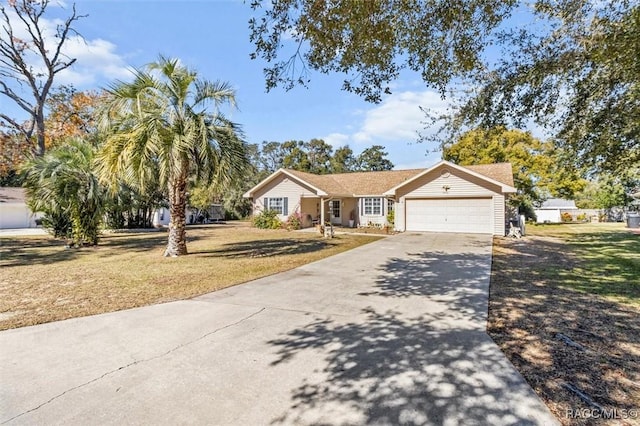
2 307 266 424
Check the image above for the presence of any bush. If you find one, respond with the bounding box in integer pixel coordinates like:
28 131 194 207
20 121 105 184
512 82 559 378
576 213 587 222
40 211 73 239
22 139 104 246
561 212 573 222
253 209 282 229
285 212 303 230
387 210 395 226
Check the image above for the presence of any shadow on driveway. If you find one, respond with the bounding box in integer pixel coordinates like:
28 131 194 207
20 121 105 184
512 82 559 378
264 234 554 424
267 307 544 425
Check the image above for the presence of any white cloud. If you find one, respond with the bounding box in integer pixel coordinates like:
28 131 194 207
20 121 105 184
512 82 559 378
324 90 449 147
352 90 448 144
319 89 453 169
323 132 350 147
56 37 133 87
3 8 132 90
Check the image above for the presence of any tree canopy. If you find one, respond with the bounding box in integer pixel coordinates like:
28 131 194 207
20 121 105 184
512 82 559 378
451 2 639 174
357 145 394 171
250 139 394 174
248 0 638 174
443 127 586 215
249 0 514 103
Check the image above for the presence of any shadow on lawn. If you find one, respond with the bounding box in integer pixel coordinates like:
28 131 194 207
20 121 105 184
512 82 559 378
0 237 80 266
98 232 169 252
0 232 205 267
192 238 335 258
489 234 640 422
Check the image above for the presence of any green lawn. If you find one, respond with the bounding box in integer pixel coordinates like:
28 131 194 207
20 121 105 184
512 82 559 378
488 222 640 423
526 222 640 305
0 223 381 330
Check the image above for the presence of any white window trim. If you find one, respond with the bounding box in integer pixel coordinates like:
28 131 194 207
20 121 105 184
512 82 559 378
362 197 383 216
265 197 285 215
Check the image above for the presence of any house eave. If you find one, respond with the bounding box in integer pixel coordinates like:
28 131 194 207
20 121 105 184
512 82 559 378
383 160 517 195
242 168 328 198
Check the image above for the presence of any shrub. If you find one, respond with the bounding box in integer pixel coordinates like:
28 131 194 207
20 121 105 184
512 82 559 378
253 209 282 229
387 210 395 226
40 211 73 239
576 213 587 222
285 212 303 230
561 212 573 222
22 139 104 246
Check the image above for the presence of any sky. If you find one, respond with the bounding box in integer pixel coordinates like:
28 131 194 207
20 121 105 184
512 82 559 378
1 0 524 169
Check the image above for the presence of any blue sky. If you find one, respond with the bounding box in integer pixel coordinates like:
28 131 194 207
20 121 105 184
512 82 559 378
2 1 531 169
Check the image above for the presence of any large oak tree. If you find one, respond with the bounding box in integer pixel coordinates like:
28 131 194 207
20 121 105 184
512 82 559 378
248 0 638 174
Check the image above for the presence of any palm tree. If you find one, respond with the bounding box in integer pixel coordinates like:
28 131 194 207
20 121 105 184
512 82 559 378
23 138 104 245
98 56 248 257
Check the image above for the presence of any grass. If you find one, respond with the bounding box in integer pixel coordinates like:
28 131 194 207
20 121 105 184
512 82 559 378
0 223 381 331
488 222 639 425
526 222 640 305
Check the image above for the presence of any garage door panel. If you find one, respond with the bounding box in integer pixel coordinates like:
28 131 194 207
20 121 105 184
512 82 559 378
405 198 492 234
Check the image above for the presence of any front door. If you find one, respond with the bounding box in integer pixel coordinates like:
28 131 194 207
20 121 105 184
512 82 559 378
329 200 341 225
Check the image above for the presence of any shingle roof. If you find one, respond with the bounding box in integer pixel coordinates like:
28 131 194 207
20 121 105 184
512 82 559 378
464 163 515 187
0 187 26 204
285 162 515 196
539 198 578 209
286 169 424 196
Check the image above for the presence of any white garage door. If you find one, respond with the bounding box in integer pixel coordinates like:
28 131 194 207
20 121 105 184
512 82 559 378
405 198 492 234
0 205 33 229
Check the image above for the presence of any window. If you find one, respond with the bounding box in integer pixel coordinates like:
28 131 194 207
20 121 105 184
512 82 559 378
330 200 341 218
362 197 382 215
264 197 288 215
387 199 394 214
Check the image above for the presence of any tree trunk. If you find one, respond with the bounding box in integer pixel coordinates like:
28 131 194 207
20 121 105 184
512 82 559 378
35 107 46 156
164 171 189 257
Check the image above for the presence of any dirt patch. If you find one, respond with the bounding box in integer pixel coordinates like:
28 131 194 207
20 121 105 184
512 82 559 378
488 235 640 425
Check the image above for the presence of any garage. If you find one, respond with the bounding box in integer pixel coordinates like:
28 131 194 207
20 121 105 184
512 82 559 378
405 197 493 234
0 187 41 229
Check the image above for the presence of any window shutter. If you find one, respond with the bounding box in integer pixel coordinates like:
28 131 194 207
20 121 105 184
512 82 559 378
380 198 384 216
283 197 288 216
263 197 268 211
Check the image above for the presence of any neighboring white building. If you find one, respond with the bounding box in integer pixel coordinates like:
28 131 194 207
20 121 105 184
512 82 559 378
0 187 42 229
152 204 224 227
535 198 578 223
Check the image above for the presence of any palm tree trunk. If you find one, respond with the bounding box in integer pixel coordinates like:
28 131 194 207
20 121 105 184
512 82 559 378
164 171 189 257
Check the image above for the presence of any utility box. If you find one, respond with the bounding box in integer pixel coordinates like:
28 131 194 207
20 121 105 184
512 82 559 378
627 213 640 228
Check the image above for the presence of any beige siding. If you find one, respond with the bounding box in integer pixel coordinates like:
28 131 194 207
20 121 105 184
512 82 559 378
342 198 358 227
394 200 405 231
253 175 317 220
493 194 506 235
395 168 507 236
397 168 502 199
317 198 360 227
300 197 319 227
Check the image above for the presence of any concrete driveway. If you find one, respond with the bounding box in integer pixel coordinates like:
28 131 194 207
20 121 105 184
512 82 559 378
0 233 558 425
